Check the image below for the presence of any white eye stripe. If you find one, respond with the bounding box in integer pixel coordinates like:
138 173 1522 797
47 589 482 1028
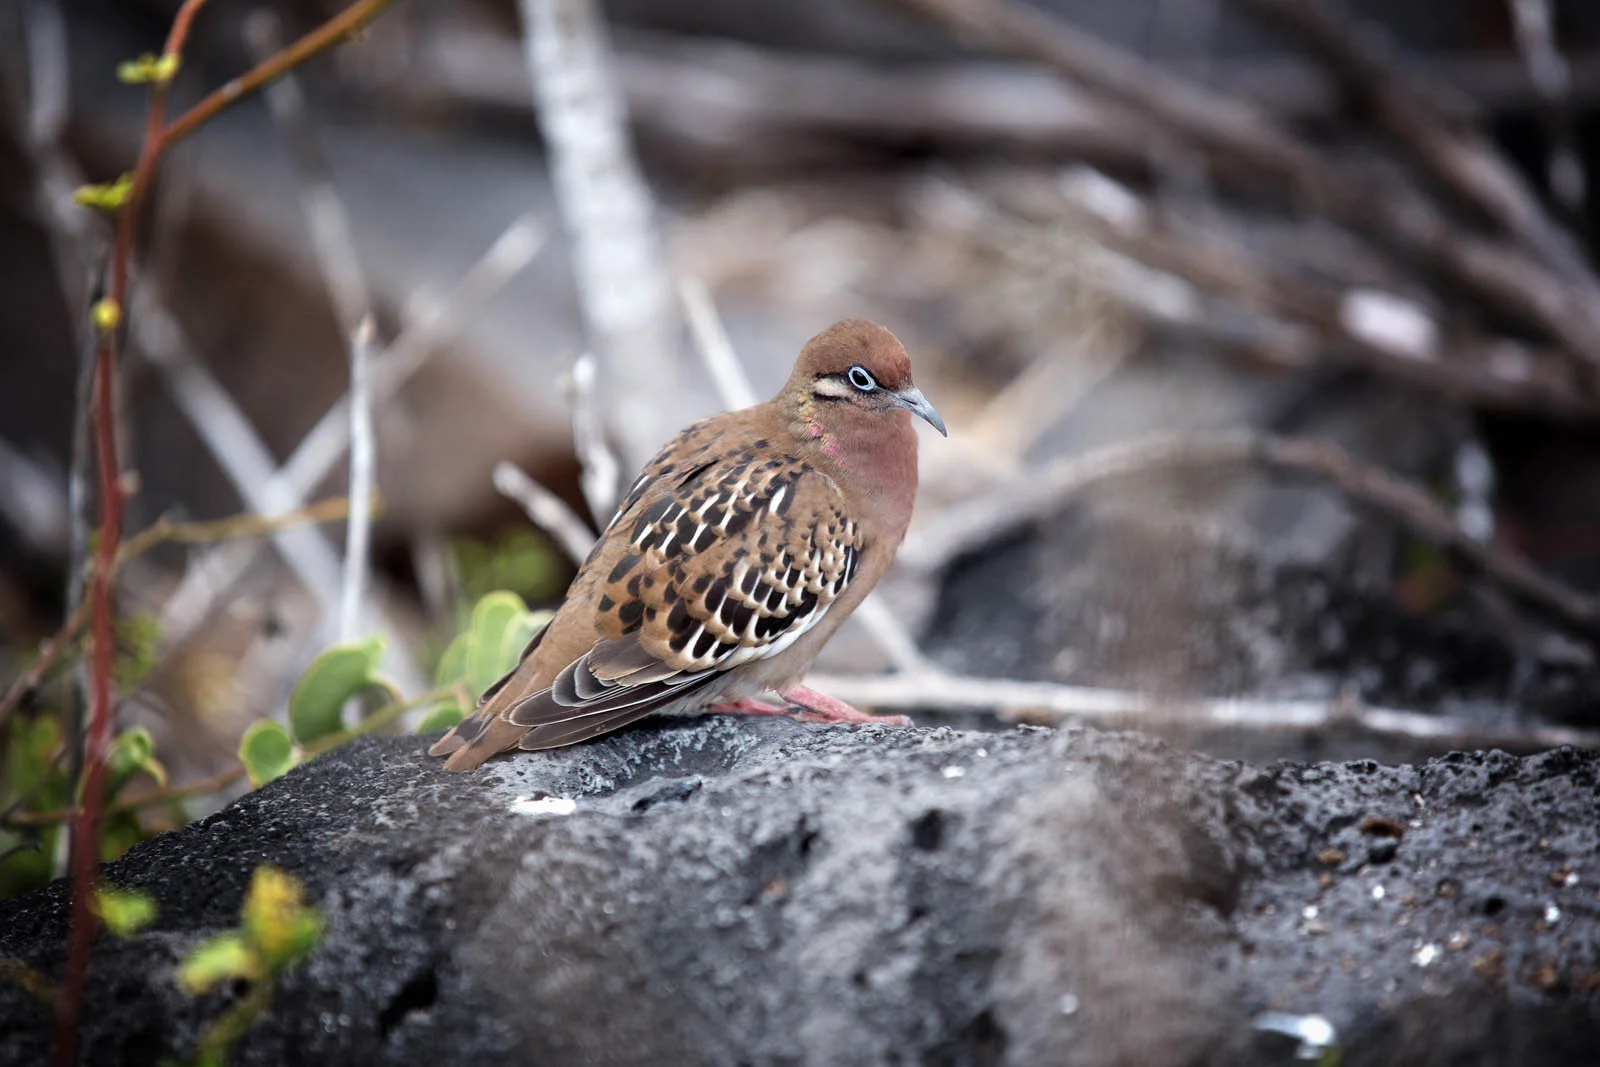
812 378 854 399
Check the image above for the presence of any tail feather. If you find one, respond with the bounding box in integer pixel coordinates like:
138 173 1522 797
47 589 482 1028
427 703 495 757
517 706 662 751
442 716 529 773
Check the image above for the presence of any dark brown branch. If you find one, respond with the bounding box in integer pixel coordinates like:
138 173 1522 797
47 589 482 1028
950 172 1600 420
887 0 1600 368
1233 0 1600 313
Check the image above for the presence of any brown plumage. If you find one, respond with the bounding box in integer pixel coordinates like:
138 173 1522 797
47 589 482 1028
430 319 945 771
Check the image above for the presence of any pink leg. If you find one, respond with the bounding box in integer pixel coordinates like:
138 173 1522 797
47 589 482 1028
776 685 913 727
706 696 790 717
707 689 912 727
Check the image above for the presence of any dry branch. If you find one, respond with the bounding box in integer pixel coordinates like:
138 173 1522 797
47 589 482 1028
339 317 377 642
519 0 683 471
493 461 598 564
960 170 1600 420
565 353 621 523
363 19 1600 134
902 431 1600 642
805 670 1600 752
154 216 544 651
889 0 1600 368
1233 0 1600 309
1510 0 1587 217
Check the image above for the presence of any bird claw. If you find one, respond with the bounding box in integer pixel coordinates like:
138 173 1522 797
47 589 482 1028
776 684 912 727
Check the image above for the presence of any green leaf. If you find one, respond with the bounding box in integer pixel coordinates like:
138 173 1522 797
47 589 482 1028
241 866 322 970
73 173 134 213
117 51 180 85
287 637 386 744
115 612 162 690
454 529 569 604
414 702 466 734
238 721 296 789
464 592 527 699
176 932 257 994
433 631 470 689
499 610 549 675
105 726 168 797
3 715 63 806
94 884 157 937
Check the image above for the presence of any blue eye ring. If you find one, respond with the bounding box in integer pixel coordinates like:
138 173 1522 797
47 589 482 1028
847 365 878 392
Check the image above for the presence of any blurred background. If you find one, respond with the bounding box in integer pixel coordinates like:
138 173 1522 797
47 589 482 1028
5 0 1600 816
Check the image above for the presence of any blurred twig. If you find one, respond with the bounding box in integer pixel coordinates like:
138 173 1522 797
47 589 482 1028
806 670 1600 750
154 216 544 651
2 765 246 830
0 498 359 733
493 461 597 564
1234 0 1597 303
136 296 346 618
1509 0 1587 220
939 170 1600 420
889 0 1600 368
339 317 377 642
565 353 621 522
901 430 1600 641
13 0 97 330
679 275 759 409
519 0 685 471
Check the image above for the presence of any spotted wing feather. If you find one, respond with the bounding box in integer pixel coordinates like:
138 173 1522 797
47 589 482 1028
502 457 864 750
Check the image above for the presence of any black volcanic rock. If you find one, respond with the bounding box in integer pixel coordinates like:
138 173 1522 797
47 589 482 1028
1 721 1596 1066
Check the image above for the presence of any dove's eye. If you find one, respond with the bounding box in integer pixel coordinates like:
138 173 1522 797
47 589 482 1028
847 366 878 392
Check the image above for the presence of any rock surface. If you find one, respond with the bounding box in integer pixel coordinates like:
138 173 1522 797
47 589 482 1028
2 721 1598 1067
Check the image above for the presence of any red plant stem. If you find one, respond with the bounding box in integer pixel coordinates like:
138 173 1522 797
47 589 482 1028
49 3 404 1060
162 0 404 150
50 4 210 1063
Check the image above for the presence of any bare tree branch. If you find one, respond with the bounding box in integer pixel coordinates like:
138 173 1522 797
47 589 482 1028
679 275 759 410
339 316 377 642
1234 0 1597 302
1509 0 1588 218
519 0 684 471
901 431 1600 641
805 670 1600 751
565 352 621 523
493 461 598 564
154 215 544 650
888 0 1600 368
954 169 1600 420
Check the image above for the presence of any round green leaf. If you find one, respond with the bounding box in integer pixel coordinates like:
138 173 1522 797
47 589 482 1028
94 884 157 937
414 702 467 735
464 592 527 698
288 636 386 744
498 609 550 679
105 726 168 797
177 932 257 994
433 631 470 689
239 721 296 788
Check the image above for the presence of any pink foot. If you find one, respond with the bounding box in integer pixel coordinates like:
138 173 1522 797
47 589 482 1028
776 685 913 727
